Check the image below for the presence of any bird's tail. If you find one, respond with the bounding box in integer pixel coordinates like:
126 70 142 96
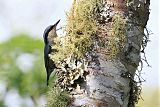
47 74 49 86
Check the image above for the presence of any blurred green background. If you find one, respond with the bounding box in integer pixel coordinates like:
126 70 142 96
0 34 47 107
0 0 159 107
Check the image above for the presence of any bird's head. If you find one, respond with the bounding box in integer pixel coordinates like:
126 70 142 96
43 19 60 44
53 19 60 28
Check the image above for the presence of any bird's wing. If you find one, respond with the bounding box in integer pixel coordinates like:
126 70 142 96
44 44 51 72
44 44 56 85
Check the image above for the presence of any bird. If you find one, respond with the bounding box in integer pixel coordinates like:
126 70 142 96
43 19 60 86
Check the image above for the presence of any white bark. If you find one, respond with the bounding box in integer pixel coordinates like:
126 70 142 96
53 0 150 107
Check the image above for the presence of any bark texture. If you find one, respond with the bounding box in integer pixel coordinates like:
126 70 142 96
50 0 150 107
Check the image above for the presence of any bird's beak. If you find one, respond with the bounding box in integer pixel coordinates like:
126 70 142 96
54 19 60 26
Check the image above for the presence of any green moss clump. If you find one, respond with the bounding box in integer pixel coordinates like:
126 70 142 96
51 0 102 62
51 0 127 61
107 15 127 58
44 87 71 107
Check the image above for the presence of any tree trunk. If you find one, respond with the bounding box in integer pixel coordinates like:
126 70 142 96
50 0 150 107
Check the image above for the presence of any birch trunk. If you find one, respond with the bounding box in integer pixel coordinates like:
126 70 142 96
50 0 150 107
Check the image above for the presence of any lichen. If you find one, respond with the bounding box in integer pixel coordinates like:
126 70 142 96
46 0 150 107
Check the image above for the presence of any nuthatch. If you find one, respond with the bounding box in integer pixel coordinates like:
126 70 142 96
43 19 60 86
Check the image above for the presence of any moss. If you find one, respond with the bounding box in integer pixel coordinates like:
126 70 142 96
51 0 102 62
107 15 127 59
50 0 128 61
44 87 71 107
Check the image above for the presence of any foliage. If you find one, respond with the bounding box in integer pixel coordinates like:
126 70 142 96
0 34 47 98
44 87 71 107
0 100 5 107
